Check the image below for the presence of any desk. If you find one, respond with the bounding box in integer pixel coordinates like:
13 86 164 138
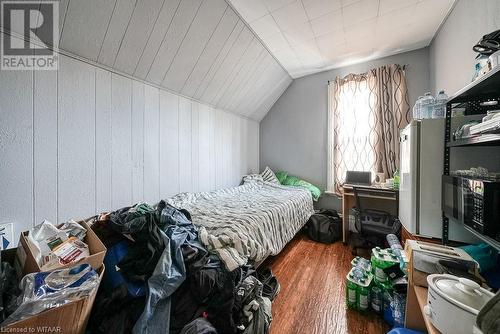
341 184 398 243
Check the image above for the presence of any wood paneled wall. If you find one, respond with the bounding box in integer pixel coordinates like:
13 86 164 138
0 41 259 240
0 0 292 121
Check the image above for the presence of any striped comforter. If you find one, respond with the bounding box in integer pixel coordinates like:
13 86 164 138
166 180 314 271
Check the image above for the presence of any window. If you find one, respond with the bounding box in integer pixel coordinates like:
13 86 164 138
329 75 377 193
327 65 411 194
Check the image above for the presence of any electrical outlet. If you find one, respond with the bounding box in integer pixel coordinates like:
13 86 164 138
0 223 14 250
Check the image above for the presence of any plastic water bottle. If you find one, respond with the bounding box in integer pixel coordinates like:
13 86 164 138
346 273 357 309
433 90 448 118
420 92 435 119
392 292 406 328
412 96 423 119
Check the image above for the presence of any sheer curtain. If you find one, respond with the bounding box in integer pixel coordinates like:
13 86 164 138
327 65 410 194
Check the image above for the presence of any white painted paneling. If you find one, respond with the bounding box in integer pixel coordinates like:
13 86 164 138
34 68 57 224
111 74 133 208
58 56 95 222
113 0 165 74
163 0 228 91
231 116 242 185
159 90 180 198
191 102 200 193
240 118 249 177
181 8 239 97
222 112 232 188
248 121 260 174
214 109 224 189
59 0 71 39
208 107 217 190
132 81 145 203
147 0 203 84
178 97 193 192
134 0 182 79
231 54 275 112
224 50 269 111
194 20 245 99
60 0 115 61
0 59 33 240
98 0 136 67
198 104 211 192
1 43 260 242
214 39 263 107
143 85 160 204
251 74 292 120
95 68 112 213
200 28 254 103
37 0 292 121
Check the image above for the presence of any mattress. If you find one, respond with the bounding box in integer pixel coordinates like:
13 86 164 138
166 181 314 271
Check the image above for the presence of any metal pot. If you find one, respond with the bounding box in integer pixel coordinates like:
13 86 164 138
424 274 494 334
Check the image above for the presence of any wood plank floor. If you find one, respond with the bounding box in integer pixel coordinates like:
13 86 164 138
264 232 390 334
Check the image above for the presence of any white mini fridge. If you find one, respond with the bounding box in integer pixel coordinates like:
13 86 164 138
399 119 475 242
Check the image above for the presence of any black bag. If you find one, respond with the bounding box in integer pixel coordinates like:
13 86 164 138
306 209 341 244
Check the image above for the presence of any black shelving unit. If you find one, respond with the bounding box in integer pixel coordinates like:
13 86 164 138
447 133 500 147
442 68 500 246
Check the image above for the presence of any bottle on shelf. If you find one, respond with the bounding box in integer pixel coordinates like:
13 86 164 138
420 92 435 119
412 96 423 119
433 90 448 118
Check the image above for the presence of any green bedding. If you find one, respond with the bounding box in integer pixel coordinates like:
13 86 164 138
275 170 322 201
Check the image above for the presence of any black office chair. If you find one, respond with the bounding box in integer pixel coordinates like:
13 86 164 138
350 186 401 255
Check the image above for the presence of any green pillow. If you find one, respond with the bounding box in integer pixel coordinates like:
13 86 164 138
275 170 288 184
280 173 322 201
296 180 322 201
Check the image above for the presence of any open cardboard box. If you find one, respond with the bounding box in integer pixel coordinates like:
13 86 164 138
16 219 106 276
1 248 104 334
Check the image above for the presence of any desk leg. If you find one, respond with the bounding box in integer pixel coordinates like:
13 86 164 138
342 193 350 244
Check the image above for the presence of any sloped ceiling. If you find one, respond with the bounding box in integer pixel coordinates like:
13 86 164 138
228 0 456 78
2 0 292 121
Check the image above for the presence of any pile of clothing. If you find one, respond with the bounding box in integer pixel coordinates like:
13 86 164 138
88 201 279 334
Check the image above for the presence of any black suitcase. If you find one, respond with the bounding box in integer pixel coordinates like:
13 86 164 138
306 209 341 244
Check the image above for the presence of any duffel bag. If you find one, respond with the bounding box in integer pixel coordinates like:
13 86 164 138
306 209 341 244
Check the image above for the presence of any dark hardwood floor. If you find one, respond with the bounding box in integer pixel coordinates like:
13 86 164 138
263 232 390 334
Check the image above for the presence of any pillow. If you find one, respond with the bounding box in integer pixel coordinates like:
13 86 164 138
261 166 280 184
241 174 263 184
281 172 322 201
274 170 288 184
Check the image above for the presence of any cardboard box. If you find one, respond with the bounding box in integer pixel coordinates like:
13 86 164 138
16 220 106 275
4 265 104 334
405 240 478 287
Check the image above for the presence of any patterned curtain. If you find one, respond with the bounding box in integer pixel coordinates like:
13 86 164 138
327 64 410 193
369 64 411 179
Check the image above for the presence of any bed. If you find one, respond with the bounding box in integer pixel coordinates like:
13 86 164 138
166 180 314 271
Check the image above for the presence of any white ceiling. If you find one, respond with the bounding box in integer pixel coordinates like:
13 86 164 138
228 0 456 78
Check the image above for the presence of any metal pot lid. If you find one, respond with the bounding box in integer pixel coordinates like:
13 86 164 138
428 274 494 312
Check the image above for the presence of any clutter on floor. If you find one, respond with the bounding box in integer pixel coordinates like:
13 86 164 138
0 200 280 334
2 264 100 326
345 234 409 329
86 200 278 334
25 220 89 270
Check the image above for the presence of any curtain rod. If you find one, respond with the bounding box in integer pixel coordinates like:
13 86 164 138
327 64 409 84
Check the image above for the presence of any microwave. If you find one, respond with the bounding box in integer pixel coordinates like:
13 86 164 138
442 175 500 241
